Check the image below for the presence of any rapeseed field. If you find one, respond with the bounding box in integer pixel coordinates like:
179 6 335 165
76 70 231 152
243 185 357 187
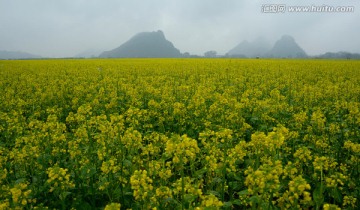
0 59 359 209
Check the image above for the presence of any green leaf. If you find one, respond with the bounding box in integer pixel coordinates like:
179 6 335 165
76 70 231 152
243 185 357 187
73 201 92 210
15 178 26 184
184 194 197 202
313 185 324 206
238 189 249 196
59 191 71 200
123 159 132 167
233 173 244 181
228 181 242 191
212 177 223 184
194 167 208 179
249 195 260 205
222 201 233 208
208 190 221 198
124 191 133 196
163 197 177 204
232 199 242 206
331 188 342 203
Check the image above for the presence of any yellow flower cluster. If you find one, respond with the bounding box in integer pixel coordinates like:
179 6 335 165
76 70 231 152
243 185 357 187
344 140 360 153
104 202 121 210
165 134 199 164
198 194 223 208
343 195 357 208
46 166 75 193
244 160 283 196
325 172 347 189
293 111 308 129
101 158 120 174
247 126 289 155
226 141 247 172
0 149 7 185
171 177 202 197
313 156 337 172
294 147 313 164
283 162 299 179
158 167 172 180
310 109 326 131
155 186 172 200
130 170 153 201
9 182 34 207
277 176 312 209
122 128 143 150
323 203 341 210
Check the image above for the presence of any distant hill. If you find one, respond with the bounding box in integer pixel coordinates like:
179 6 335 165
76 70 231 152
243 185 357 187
75 49 103 58
99 30 181 58
227 37 271 58
0 50 41 59
267 35 307 58
315 51 360 59
227 35 307 58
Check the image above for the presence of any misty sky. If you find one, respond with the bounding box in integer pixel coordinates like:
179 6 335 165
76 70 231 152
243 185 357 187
0 0 359 57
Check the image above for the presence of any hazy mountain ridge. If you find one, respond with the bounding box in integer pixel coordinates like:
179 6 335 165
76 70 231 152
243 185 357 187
100 32 310 59
267 35 307 58
0 50 41 59
228 35 307 58
314 51 360 59
227 37 271 58
99 30 181 58
2 31 359 59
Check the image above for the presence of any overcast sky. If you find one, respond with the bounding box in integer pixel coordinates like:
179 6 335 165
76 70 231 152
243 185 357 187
0 0 359 57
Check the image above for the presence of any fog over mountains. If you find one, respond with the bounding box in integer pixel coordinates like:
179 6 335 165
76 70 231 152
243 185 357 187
0 50 41 59
1 30 359 59
267 35 307 58
227 37 272 58
98 31 356 59
99 31 309 58
227 35 307 58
